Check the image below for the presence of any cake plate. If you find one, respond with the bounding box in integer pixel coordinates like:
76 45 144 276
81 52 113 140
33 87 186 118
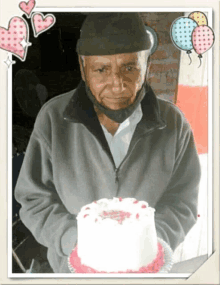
157 237 174 273
68 237 174 274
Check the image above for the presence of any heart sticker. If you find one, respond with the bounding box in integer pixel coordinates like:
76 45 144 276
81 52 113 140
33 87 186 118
0 16 30 61
31 13 56 37
19 0 36 18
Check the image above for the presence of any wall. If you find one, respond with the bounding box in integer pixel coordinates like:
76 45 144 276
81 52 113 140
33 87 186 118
141 12 183 102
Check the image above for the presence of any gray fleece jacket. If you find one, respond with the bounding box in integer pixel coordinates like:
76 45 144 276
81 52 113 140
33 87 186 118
15 81 201 273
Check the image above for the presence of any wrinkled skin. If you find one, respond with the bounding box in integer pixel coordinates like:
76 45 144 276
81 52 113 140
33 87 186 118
79 51 150 135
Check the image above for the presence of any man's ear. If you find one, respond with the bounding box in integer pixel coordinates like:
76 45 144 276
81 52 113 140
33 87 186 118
78 55 85 82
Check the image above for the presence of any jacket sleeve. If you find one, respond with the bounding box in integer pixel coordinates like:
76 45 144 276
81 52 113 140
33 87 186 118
155 114 201 251
14 127 77 257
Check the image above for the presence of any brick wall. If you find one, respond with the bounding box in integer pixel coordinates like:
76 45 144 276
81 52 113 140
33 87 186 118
140 12 184 102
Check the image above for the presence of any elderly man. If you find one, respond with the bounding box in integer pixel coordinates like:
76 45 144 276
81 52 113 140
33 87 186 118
15 13 201 273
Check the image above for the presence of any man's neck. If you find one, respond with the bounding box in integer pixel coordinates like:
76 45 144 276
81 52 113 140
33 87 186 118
94 106 120 136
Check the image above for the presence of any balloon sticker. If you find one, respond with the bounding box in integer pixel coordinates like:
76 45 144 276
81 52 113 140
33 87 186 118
192 25 215 67
171 12 215 67
188 11 208 26
170 17 198 65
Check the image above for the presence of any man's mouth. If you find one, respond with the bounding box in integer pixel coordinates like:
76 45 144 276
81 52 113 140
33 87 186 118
104 97 129 102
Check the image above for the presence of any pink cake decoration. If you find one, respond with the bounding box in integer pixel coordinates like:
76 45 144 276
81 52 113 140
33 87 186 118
68 242 165 273
100 210 131 224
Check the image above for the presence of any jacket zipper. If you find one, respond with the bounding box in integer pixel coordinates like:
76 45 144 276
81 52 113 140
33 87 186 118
113 126 163 189
115 168 119 183
64 116 165 188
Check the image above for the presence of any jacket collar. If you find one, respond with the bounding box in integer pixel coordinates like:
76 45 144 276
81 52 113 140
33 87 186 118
63 80 166 165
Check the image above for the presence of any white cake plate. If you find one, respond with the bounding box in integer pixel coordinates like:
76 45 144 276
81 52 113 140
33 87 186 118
157 237 174 273
68 237 174 274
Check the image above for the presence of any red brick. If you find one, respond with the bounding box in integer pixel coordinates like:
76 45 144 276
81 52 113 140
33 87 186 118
166 76 174 84
154 88 176 93
148 76 160 84
166 71 177 84
158 31 172 45
167 12 184 23
150 63 179 73
166 76 176 87
151 50 168 60
155 22 170 33
173 50 180 59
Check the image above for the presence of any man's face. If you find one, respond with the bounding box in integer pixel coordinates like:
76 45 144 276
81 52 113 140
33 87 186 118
80 51 149 110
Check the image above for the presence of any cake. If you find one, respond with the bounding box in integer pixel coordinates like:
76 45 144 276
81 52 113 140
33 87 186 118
69 197 164 273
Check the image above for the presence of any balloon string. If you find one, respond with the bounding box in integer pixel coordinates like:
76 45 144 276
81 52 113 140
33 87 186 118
198 57 202 68
188 53 192 65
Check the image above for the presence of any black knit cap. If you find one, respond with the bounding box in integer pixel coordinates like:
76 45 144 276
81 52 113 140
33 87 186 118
76 12 152 56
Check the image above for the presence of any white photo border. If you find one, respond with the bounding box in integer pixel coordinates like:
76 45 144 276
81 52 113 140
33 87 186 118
8 6 213 279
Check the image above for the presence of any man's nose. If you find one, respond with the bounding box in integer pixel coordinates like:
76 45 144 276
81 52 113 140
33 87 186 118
111 71 125 94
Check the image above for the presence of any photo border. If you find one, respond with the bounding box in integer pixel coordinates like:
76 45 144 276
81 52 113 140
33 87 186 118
2 4 217 283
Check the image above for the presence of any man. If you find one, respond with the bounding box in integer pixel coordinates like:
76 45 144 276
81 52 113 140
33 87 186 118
15 13 201 273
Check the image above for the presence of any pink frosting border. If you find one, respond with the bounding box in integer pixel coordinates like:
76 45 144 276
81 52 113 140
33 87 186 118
69 242 164 273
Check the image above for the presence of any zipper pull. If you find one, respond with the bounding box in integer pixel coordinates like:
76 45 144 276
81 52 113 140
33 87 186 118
115 168 119 183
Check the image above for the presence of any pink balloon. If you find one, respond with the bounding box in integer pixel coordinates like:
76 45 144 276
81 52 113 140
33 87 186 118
192 25 215 55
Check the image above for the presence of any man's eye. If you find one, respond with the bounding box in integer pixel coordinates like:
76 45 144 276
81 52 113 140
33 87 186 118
123 66 135 72
96 68 106 73
126 66 133 71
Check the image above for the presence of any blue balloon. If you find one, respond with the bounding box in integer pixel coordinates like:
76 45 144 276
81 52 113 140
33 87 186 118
171 17 198 51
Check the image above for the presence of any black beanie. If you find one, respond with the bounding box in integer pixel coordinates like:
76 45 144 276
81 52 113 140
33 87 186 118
76 12 152 56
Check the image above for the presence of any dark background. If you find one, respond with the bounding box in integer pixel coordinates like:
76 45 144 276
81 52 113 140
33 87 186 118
12 13 86 137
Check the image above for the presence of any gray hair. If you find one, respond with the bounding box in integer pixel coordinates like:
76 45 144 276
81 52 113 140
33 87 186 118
80 55 86 67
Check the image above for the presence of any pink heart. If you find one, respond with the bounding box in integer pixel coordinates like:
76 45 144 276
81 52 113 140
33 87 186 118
0 16 29 61
31 13 56 37
19 0 36 17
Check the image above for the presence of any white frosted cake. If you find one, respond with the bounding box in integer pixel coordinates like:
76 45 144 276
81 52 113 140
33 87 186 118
75 197 158 272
